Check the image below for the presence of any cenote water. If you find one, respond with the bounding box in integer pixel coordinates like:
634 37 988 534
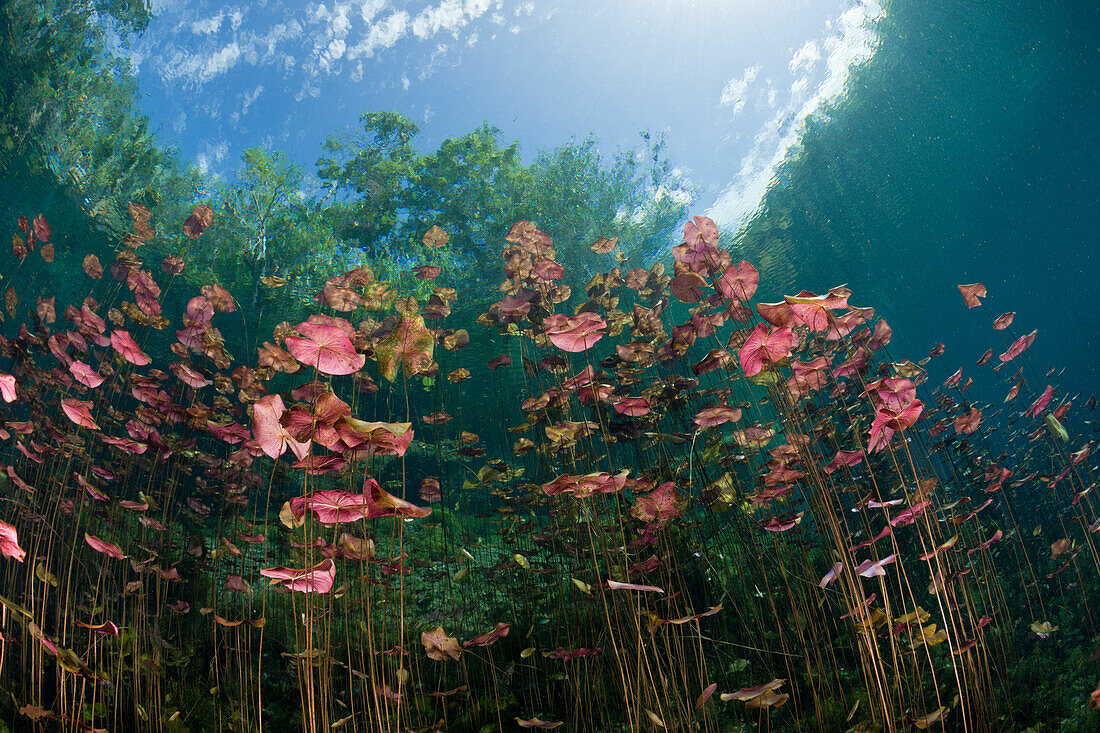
0 0 1097 731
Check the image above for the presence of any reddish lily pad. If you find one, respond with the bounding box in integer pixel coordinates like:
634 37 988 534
363 477 431 519
375 312 435 381
285 321 365 375
544 312 606 352
0 374 16 403
738 323 796 376
957 283 986 308
464 622 510 647
85 533 125 559
0 519 26 562
422 626 462 661
290 490 370 523
61 398 99 430
110 330 151 366
260 558 336 593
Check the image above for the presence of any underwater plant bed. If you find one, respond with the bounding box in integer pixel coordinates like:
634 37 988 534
0 207 1096 733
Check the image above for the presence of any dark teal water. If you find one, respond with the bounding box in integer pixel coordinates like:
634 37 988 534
736 0 1099 401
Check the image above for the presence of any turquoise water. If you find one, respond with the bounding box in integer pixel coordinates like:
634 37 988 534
738 0 1099 399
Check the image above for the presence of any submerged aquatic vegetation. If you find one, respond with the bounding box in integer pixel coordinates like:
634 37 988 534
0 203 1094 733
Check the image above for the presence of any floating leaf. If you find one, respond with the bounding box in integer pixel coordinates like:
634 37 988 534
954 408 982 434
363 478 431 519
0 373 16 403
285 321 365 375
544 312 605 352
290 490 370 524
61 398 99 430
75 620 120 637
84 533 125 560
252 394 311 460
607 580 664 593
999 329 1037 362
0 519 26 562
182 204 214 238
260 558 336 593
32 213 50 243
957 283 986 308
201 283 235 312
696 683 718 711
716 260 758 301
110 330 151 366
422 626 462 661
69 361 105 388
422 225 449 248
375 312 434 381
464 622 510 647
738 323 796 376
721 678 789 708
411 264 441 280
516 718 562 729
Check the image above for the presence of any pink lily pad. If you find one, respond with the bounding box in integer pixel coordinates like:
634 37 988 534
0 519 26 562
957 283 986 308
363 477 431 519
819 562 844 588
201 283 235 312
631 481 682 524
374 312 435 381
85 533 126 559
32 214 50 243
61 398 99 430
763 512 805 532
693 402 742 429
110 330 151 366
533 257 564 281
544 312 606 352
855 553 896 578
69 361 104 388
464 622 511 647
260 558 336 593
824 450 863 475
999 329 1037 362
613 396 650 417
738 323 796 376
252 395 311 460
419 477 442 503
411 265 441 280
1024 385 1054 418
422 626 462 661
516 717 562 729
74 620 119 636
170 361 211 388
285 321 365 375
967 529 1003 555
0 373 16 403
954 408 982 434
868 399 924 453
607 580 665 593
715 260 758 301
290 490 370 524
